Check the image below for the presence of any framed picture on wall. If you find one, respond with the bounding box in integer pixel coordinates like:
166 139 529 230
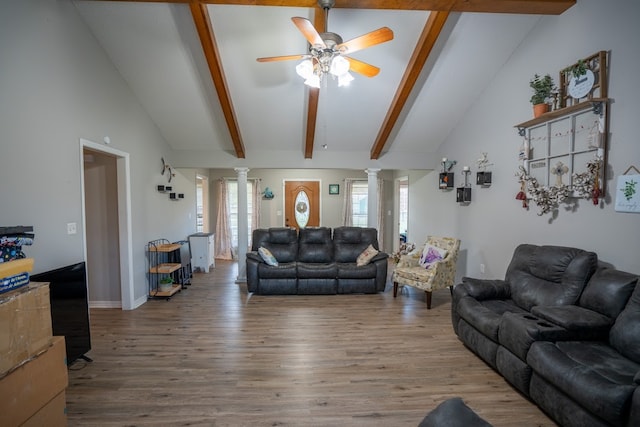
329 184 339 195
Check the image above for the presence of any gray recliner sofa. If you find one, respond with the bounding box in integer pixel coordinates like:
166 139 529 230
451 243 639 427
246 226 388 295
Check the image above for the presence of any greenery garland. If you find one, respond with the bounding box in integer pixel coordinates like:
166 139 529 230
516 158 602 216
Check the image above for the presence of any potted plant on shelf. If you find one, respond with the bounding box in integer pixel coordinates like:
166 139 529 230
529 73 556 118
159 276 174 292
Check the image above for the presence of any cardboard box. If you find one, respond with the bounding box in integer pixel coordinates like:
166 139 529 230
0 258 34 280
0 281 53 376
0 259 34 295
0 336 68 427
22 391 67 427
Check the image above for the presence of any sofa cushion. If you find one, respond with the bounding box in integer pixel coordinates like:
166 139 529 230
418 243 447 269
457 297 525 342
297 262 337 278
333 227 379 263
257 262 297 278
505 244 597 311
336 262 377 279
252 228 298 263
298 227 333 263
528 341 639 426
579 267 638 319
356 244 379 266
609 280 640 363
258 247 278 266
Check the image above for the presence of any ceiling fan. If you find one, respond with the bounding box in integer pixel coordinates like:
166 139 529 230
256 0 393 88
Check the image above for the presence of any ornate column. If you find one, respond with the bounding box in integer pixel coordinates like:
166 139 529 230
366 168 380 228
235 167 249 283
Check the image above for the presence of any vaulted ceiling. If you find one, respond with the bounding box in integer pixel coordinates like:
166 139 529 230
74 0 575 169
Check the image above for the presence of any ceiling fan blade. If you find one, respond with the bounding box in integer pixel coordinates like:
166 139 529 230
291 17 325 47
338 27 393 54
344 57 380 78
257 54 309 63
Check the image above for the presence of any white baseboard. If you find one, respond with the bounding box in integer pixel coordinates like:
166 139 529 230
132 295 147 309
89 300 122 309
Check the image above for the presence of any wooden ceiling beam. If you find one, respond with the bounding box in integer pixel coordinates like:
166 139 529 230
200 0 574 15
370 10 449 160
190 2 246 158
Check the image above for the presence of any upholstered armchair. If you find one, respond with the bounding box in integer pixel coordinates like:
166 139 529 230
392 236 460 308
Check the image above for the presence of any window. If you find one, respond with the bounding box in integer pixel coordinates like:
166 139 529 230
195 176 206 232
350 181 368 227
399 179 408 238
226 180 254 249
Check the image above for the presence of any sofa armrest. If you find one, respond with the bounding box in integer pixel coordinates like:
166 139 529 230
530 305 613 340
396 252 420 268
461 277 510 300
246 251 264 263
370 251 389 263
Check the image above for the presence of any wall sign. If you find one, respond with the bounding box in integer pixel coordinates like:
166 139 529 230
615 173 640 213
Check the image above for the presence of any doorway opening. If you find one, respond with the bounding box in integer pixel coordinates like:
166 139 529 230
80 138 135 310
394 177 409 252
196 175 209 233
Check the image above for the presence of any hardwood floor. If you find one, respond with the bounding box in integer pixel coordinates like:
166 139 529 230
66 260 556 426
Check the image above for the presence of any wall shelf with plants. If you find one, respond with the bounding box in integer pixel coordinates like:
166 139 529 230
514 51 609 216
517 51 609 129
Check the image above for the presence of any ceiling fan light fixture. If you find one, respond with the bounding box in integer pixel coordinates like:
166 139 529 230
296 59 314 79
329 55 350 77
338 71 354 87
304 73 321 89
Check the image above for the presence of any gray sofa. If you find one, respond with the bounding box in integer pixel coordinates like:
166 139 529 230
451 244 639 427
246 226 388 295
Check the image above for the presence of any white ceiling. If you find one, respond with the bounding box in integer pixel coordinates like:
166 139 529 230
73 1 571 170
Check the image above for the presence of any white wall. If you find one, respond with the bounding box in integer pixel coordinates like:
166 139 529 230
0 1 196 305
410 0 640 278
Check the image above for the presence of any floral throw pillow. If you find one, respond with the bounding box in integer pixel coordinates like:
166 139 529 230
258 247 278 266
356 244 379 266
418 244 447 269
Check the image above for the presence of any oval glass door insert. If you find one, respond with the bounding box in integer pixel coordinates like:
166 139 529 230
294 190 310 229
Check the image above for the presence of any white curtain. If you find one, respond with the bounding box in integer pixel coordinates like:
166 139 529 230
214 179 233 260
250 179 261 249
342 179 355 226
376 177 384 251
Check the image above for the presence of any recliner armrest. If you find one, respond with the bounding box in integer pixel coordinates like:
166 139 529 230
461 277 510 300
370 252 388 263
246 251 264 263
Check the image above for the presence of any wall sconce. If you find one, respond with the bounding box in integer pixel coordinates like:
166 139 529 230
457 166 472 203
439 157 457 190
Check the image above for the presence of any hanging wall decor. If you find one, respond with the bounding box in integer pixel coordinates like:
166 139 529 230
476 152 493 186
456 167 472 203
614 166 640 213
514 51 609 216
439 157 456 190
